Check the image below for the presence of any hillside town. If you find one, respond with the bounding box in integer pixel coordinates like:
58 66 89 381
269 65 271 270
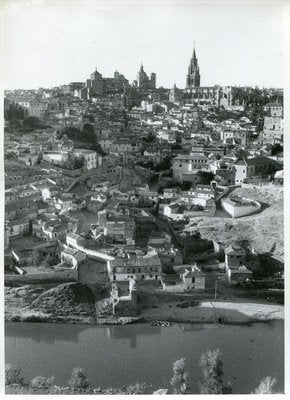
4 46 284 322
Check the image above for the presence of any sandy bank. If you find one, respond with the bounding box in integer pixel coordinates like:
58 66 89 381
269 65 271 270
140 300 284 324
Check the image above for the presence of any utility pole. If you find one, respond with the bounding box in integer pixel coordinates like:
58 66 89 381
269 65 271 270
214 279 218 301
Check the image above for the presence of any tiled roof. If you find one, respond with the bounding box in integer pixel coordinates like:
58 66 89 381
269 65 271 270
111 254 161 267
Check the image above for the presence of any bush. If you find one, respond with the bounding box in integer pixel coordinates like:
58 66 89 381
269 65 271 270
125 382 147 394
5 363 24 385
23 116 44 128
30 376 55 390
68 367 89 390
176 301 200 308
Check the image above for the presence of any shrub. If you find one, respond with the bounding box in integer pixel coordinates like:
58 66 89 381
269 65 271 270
125 382 147 394
176 301 200 308
68 367 89 390
5 363 24 385
30 376 55 390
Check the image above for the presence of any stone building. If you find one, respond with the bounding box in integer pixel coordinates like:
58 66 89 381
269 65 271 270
136 64 156 90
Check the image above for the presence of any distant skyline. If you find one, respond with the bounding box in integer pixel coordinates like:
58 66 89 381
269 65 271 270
1 1 284 90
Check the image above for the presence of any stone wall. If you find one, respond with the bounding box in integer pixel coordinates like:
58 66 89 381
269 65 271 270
5 269 78 286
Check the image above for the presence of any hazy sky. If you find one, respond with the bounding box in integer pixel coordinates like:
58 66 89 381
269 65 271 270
1 0 284 90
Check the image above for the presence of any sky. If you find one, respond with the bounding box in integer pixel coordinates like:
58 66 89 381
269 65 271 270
0 0 285 90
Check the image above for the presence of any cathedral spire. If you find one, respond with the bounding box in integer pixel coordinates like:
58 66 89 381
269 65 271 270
186 43 200 89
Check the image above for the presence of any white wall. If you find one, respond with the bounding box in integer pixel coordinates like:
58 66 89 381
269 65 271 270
221 197 261 218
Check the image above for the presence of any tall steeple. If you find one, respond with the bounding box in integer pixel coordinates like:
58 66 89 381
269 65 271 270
186 43 200 89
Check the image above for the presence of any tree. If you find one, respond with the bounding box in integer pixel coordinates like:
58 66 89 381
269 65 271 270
199 349 232 394
23 116 41 128
271 144 283 156
154 156 172 172
42 255 54 268
5 364 24 385
31 248 43 266
170 357 189 394
149 174 159 184
68 367 89 390
62 154 84 171
58 126 81 140
253 377 277 394
181 181 192 191
90 141 107 156
197 171 215 185
82 123 95 142
5 102 25 121
143 132 155 143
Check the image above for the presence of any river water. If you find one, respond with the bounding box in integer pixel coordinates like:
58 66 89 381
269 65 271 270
5 320 284 394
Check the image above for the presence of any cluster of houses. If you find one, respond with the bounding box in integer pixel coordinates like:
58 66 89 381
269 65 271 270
4 79 284 316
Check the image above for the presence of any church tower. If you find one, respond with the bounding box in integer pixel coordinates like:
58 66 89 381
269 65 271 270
186 44 201 88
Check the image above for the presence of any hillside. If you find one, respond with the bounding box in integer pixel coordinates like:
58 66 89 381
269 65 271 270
185 185 284 262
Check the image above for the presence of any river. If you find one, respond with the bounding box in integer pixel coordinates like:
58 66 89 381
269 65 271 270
5 320 284 394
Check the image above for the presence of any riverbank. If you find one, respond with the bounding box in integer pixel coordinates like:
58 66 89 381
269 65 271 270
5 284 284 326
139 299 284 325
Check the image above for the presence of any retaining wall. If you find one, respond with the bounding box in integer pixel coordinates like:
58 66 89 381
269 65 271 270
221 197 261 218
5 270 78 286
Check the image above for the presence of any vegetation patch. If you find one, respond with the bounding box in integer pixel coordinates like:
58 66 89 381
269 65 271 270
176 301 200 309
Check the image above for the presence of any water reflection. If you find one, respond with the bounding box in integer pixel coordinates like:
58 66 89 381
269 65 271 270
5 322 90 344
106 324 161 348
